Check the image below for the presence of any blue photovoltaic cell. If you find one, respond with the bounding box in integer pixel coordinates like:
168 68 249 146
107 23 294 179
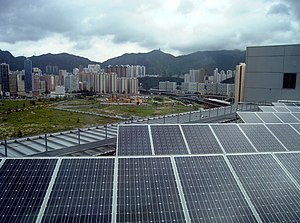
276 153 300 184
292 113 300 121
287 107 300 112
181 125 223 154
259 106 276 112
42 158 114 223
273 113 300 123
240 124 285 152
256 113 282 123
117 157 185 222
175 156 257 222
118 125 152 156
266 124 300 151
291 124 300 133
237 112 263 123
151 125 188 155
211 125 256 153
272 103 285 106
0 159 57 223
228 154 300 222
273 107 290 112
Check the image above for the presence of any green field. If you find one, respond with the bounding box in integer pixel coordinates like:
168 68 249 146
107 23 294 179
0 99 120 140
0 96 202 140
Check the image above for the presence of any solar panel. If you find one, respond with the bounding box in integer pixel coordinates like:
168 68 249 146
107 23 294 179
256 112 282 123
151 125 188 155
285 103 296 106
118 125 152 156
292 113 300 121
0 159 57 223
274 113 300 123
291 124 300 133
228 154 300 222
259 106 276 112
181 125 223 154
276 153 300 185
117 157 186 222
237 112 263 123
240 124 286 152
273 107 290 112
175 156 257 222
42 158 114 222
287 106 300 112
211 125 256 153
272 102 285 106
266 124 300 151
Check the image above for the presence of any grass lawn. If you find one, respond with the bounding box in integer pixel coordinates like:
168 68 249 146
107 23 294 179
0 100 120 140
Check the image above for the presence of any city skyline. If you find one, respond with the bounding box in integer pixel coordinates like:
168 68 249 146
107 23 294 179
1 0 300 62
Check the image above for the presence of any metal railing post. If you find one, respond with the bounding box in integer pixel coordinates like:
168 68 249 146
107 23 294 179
4 139 7 157
78 129 81 145
105 125 108 139
163 115 166 124
45 134 48 152
209 109 211 118
189 112 191 122
177 113 179 123
216 107 219 117
199 110 202 121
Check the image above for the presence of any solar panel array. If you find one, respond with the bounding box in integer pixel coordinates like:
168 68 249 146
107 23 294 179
238 112 300 123
117 123 300 155
2 153 300 222
228 154 300 222
175 156 257 222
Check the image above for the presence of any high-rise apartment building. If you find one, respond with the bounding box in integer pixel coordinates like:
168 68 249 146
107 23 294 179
0 63 10 95
24 58 32 92
234 63 246 103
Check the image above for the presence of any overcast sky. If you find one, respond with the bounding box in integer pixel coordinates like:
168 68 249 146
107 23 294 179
0 0 299 62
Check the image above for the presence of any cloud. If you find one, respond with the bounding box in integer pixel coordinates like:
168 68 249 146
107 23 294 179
268 3 290 15
0 0 300 61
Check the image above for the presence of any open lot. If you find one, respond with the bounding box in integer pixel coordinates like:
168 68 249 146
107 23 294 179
0 96 203 140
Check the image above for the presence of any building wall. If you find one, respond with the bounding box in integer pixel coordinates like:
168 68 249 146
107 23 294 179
244 44 300 103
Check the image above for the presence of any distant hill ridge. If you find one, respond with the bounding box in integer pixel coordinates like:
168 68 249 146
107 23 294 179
0 49 245 76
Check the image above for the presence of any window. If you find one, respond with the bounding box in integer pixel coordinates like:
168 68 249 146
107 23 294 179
283 73 297 89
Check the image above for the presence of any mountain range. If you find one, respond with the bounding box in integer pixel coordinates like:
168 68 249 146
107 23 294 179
0 49 246 77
